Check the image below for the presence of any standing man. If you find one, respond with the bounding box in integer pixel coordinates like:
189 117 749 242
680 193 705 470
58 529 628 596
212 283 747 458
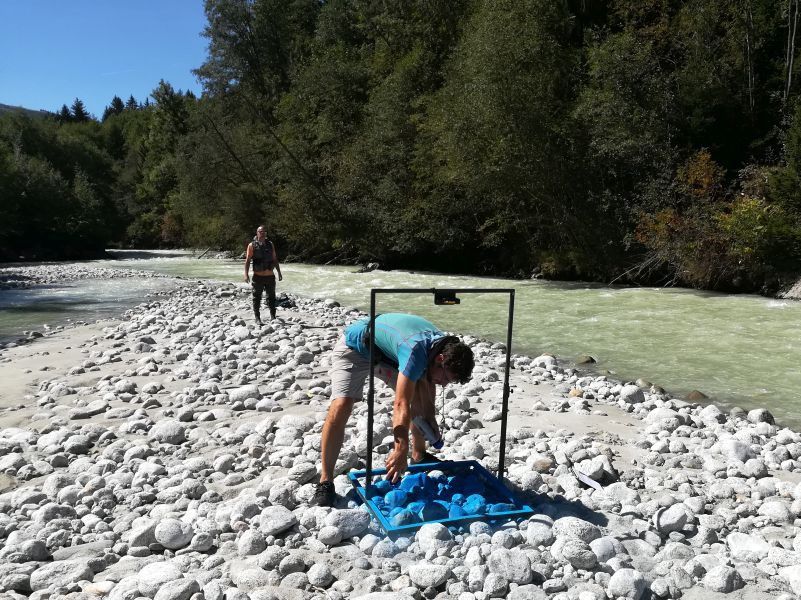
312 313 474 507
244 225 283 325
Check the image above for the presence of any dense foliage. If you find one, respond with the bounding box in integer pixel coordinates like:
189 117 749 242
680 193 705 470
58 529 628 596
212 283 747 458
3 0 801 293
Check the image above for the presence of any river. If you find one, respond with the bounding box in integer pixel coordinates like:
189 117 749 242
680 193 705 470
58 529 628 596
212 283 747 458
2 250 800 427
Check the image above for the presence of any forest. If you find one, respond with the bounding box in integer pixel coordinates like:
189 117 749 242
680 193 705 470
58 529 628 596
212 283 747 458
2 0 801 294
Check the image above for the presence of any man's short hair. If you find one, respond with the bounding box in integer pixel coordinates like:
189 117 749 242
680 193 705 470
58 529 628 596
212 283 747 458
439 337 474 384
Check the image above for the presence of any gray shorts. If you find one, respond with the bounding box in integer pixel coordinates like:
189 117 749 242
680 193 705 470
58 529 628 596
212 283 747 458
329 337 398 400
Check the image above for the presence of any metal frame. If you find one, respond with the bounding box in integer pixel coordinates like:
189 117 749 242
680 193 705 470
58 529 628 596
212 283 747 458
348 459 534 534
365 287 515 487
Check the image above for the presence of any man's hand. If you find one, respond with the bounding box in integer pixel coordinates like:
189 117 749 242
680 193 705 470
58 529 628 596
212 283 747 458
244 274 250 283
385 442 408 483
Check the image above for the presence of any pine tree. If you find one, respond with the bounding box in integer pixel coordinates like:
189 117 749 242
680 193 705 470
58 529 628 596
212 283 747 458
125 95 139 110
110 95 125 115
57 104 72 124
71 98 90 122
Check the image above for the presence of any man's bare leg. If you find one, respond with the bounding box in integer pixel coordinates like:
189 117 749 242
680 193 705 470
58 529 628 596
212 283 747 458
320 396 355 483
411 378 437 462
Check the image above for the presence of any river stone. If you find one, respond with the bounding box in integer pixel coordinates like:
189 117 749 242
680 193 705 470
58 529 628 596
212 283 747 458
352 594 415 600
51 539 111 561
607 568 647 600
717 439 755 462
232 567 275 592
153 578 200 600
619 385 645 404
29 559 94 591
294 349 314 364
260 505 298 536
33 502 76 524
508 585 548 600
229 385 260 403
63 434 92 454
486 548 532 584
654 504 689 533
743 458 768 478
287 462 316 484
556 537 597 569
238 529 266 555
70 399 108 419
408 564 451 588
115 379 137 393
532 355 556 369
273 427 300 447
154 519 194 550
526 453 554 472
747 408 774 424
415 523 453 554
42 472 74 497
726 532 771 562
325 509 370 538
590 536 625 563
372 538 399 558
757 500 793 523
142 382 163 394
702 566 743 592
778 566 801 595
318 525 343 546
552 517 601 542
149 420 186 445
276 414 317 432
307 563 334 588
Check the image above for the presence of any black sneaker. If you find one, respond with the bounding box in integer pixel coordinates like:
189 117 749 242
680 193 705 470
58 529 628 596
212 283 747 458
411 451 442 465
311 481 336 507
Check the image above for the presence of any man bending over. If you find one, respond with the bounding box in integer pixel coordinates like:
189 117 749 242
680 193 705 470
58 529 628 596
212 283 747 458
312 313 474 507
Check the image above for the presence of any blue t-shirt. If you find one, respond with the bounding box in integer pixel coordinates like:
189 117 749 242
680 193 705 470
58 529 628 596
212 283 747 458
344 313 444 381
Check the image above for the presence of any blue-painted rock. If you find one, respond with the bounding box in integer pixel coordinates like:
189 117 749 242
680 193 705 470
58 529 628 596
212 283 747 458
420 502 449 521
392 509 421 526
366 479 392 498
449 504 467 518
463 494 488 515
400 472 427 493
488 503 517 514
408 500 426 515
385 489 408 508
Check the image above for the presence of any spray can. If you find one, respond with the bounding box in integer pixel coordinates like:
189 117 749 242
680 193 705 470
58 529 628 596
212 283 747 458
412 416 444 449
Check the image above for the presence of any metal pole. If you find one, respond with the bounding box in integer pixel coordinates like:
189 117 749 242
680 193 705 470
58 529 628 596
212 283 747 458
366 292 376 487
497 290 515 481
361 288 515 487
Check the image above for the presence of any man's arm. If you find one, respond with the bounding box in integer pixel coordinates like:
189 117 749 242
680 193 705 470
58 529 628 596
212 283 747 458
385 372 415 482
244 243 253 282
272 243 282 281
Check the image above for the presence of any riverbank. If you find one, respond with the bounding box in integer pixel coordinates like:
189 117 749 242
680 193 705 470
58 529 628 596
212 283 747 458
0 278 800 599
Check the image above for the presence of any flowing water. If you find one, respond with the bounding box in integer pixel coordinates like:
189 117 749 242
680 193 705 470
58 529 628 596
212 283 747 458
2 250 800 427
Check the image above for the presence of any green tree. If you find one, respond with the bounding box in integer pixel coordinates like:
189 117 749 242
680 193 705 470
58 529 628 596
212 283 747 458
102 95 125 121
57 104 72 124
71 98 91 122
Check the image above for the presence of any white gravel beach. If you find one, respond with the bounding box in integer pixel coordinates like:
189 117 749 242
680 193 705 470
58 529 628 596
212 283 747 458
1 268 801 600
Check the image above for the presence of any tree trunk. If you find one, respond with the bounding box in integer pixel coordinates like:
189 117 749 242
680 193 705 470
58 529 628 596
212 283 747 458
745 0 755 114
786 0 799 104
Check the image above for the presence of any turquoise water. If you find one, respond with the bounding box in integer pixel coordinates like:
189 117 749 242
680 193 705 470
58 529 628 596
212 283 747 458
2 250 801 426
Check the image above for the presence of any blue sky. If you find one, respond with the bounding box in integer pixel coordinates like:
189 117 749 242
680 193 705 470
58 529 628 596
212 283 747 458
0 2 208 118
